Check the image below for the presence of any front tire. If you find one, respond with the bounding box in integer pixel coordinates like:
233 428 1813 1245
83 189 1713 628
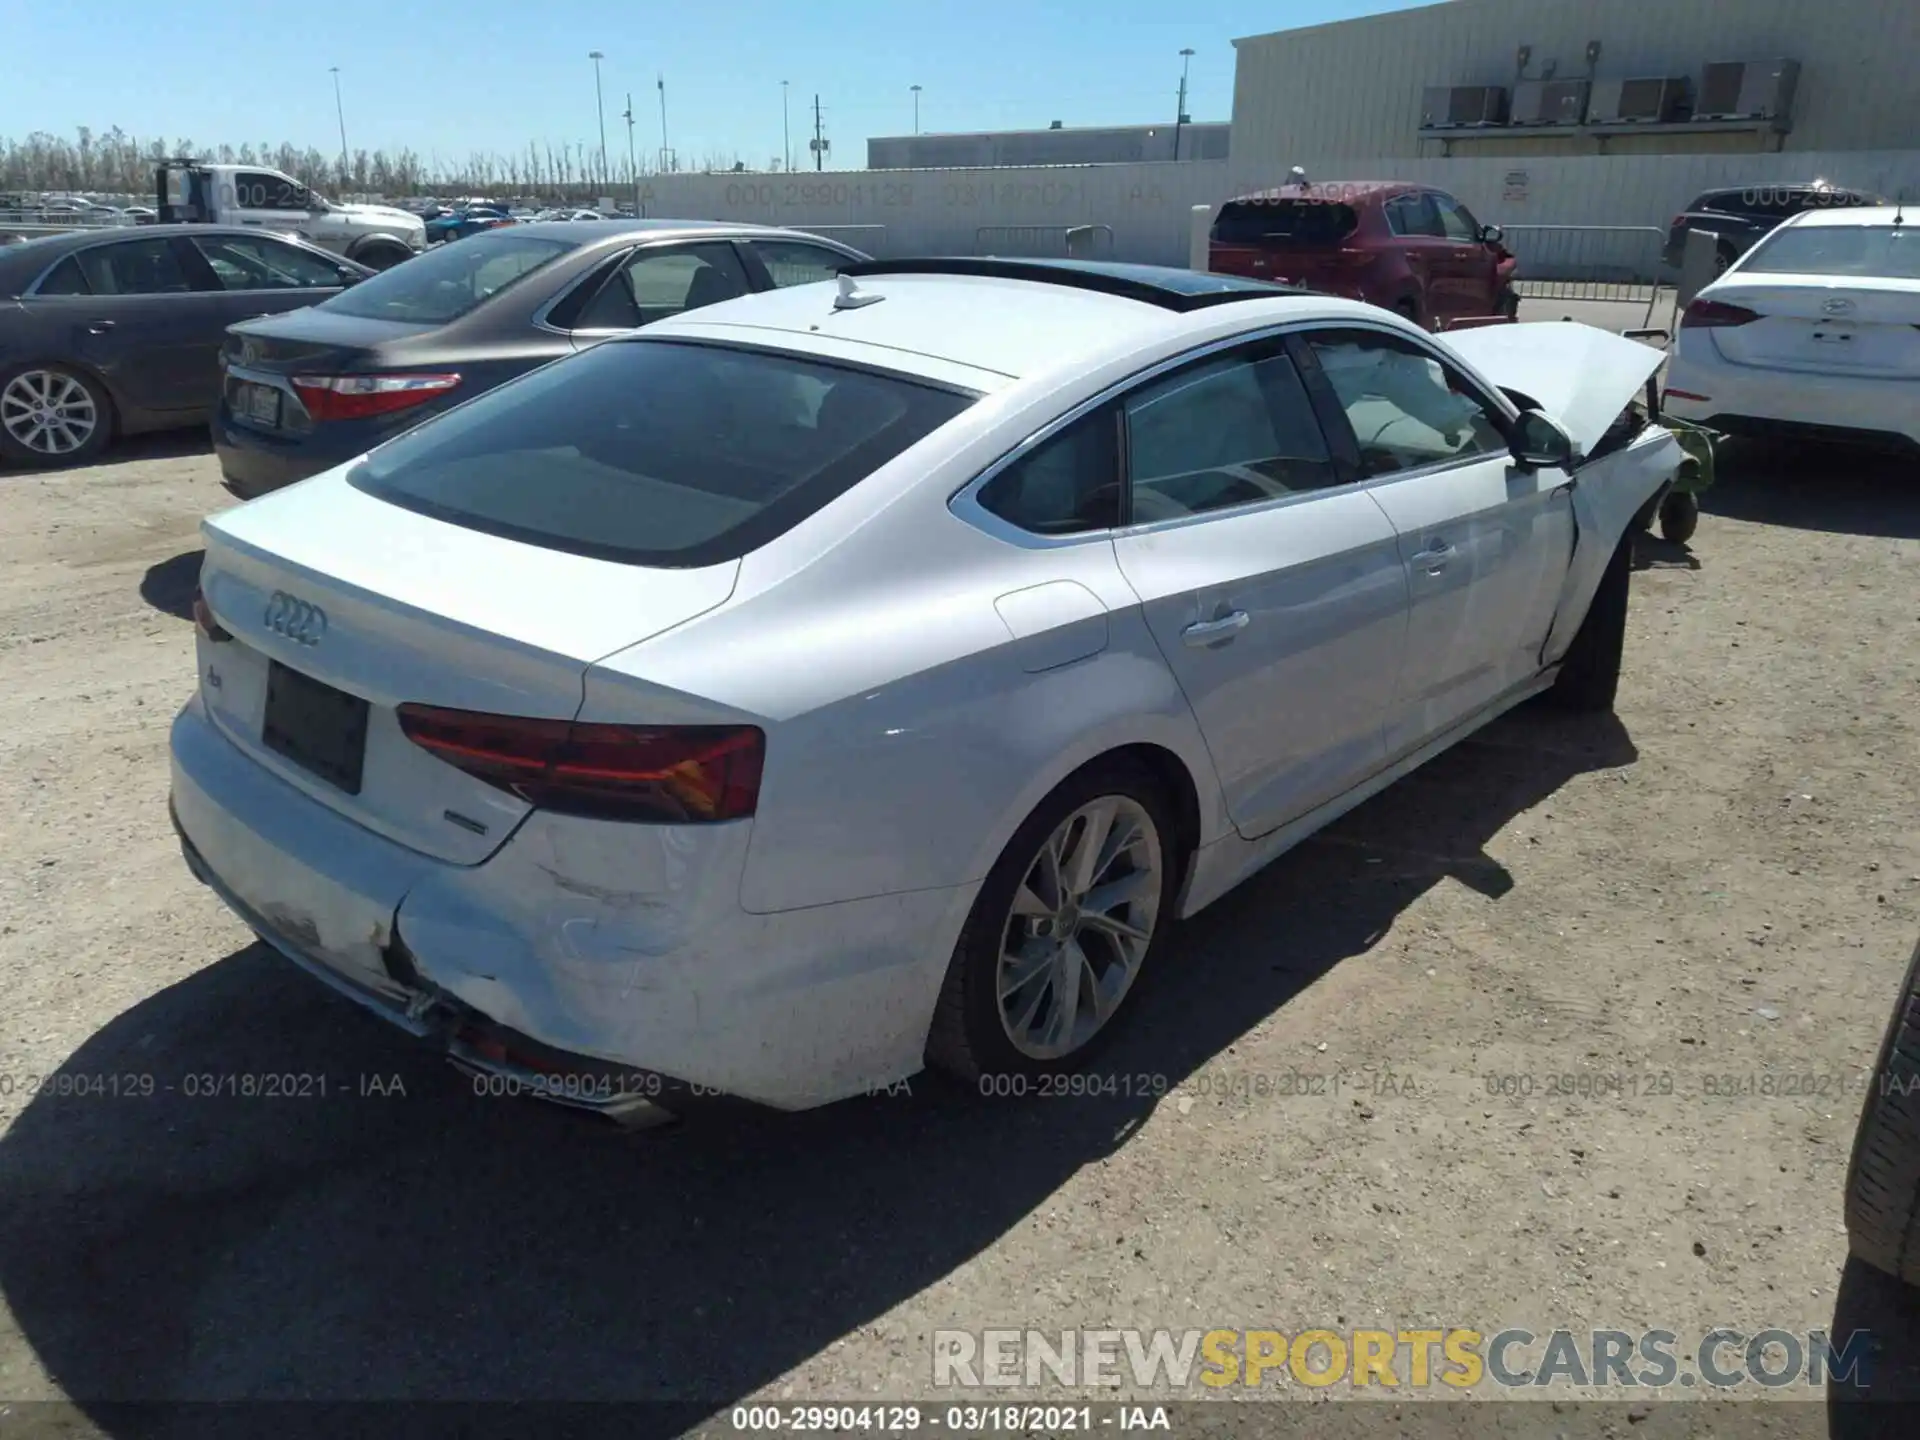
353 241 414 271
926 761 1180 1086
1658 490 1700 544
1845 939 1920 1285
1547 529 1631 712
0 363 113 467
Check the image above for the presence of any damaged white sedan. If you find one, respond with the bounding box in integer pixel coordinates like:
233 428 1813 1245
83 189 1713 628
170 258 1681 1116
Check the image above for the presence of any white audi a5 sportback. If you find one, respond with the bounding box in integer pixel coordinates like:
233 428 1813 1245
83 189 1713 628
171 258 1681 1115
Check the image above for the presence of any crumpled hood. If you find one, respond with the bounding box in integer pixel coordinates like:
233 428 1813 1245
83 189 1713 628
1442 322 1666 455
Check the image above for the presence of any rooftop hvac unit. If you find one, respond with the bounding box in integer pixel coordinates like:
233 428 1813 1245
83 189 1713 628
1421 85 1509 128
1510 79 1590 126
1587 76 1688 124
1696 58 1800 120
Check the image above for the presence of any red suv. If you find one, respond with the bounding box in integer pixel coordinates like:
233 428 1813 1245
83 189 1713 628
1208 182 1518 329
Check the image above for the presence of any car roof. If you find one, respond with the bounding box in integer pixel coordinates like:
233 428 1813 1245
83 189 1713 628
636 259 1349 384
499 218 836 244
1222 181 1416 205
0 223 348 290
1776 204 1911 229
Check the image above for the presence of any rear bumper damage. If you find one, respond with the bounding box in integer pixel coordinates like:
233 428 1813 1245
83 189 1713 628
170 696 979 1115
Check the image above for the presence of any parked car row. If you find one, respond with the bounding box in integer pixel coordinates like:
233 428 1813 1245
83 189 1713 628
0 219 863 469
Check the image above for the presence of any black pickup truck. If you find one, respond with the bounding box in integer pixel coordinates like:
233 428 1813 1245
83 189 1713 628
1663 183 1885 273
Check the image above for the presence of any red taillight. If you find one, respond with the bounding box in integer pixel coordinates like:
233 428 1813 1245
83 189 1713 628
1680 298 1760 330
396 705 764 823
192 586 231 642
290 372 461 422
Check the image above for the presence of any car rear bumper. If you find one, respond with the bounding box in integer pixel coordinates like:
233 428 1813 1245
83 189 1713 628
169 695 977 1111
212 405 365 500
1664 351 1920 450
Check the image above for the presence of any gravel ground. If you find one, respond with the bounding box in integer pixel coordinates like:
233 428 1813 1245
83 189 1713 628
1 429 1918 1435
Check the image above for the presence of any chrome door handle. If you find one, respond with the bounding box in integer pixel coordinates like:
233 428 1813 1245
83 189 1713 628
1414 540 1454 573
84 320 115 335
1182 611 1250 646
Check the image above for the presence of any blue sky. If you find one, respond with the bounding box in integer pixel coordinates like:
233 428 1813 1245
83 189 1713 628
2 0 1436 170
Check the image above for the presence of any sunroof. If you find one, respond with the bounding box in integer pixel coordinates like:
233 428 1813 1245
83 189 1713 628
839 257 1311 311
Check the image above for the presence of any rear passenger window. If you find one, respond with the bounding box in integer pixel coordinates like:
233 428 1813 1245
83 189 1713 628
76 238 193 296
1123 348 1338 520
977 409 1121 536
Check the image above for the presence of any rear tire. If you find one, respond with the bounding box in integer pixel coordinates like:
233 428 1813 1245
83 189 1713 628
926 760 1180 1088
1658 490 1700 545
1845 939 1920 1285
1393 296 1426 330
1547 529 1631 712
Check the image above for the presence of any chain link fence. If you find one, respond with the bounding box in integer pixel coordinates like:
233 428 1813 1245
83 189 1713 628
1500 224 1673 329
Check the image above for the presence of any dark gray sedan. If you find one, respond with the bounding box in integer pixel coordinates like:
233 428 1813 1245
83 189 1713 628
0 225 371 466
211 220 869 499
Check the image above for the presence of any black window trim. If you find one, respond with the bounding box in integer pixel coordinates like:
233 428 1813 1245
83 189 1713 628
349 335 985 570
954 326 1374 547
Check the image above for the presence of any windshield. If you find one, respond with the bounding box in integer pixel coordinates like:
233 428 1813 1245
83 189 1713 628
318 232 574 324
1739 224 1920 280
349 339 977 567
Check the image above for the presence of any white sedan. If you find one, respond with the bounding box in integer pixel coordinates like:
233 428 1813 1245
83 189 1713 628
170 259 1680 1116
1665 204 1920 450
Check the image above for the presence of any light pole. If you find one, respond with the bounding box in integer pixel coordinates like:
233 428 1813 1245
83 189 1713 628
1174 48 1195 159
911 84 922 135
589 52 608 190
657 74 671 173
622 92 640 211
328 67 349 187
782 80 790 171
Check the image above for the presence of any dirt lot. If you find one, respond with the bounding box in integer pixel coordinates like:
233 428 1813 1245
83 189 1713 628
1 428 1918 1434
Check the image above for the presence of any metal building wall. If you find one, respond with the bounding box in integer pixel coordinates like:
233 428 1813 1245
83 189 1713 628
868 124 1230 170
1230 0 1920 161
624 148 1920 268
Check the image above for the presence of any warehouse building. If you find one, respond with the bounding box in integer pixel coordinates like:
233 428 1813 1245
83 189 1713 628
1230 0 1920 162
867 121 1229 170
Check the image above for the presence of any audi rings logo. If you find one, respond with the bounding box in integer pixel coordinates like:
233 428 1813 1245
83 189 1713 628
263 591 327 646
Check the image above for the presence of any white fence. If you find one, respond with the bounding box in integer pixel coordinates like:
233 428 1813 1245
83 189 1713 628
631 149 1920 267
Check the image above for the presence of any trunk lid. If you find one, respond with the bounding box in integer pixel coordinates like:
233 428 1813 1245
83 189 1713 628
196 474 739 864
1695 277 1920 379
1440 321 1668 456
225 306 435 374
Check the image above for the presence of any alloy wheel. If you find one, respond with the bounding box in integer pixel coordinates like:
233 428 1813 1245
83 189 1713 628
1 370 98 457
996 795 1163 1060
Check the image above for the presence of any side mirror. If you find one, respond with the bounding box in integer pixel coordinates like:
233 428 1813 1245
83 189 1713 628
1511 409 1577 470
1480 223 1505 245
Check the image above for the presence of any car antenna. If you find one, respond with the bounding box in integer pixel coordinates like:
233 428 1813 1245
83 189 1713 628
832 272 884 310
1894 189 1907 227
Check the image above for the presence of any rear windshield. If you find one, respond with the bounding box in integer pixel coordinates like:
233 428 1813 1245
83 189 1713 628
1212 199 1358 247
318 232 574 324
348 339 977 567
1739 225 1920 280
